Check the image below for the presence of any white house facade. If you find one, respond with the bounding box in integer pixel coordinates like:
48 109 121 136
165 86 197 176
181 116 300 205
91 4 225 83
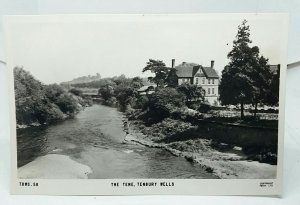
174 60 220 105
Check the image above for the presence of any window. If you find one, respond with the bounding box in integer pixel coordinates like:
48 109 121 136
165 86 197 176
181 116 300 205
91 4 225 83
208 88 210 95
196 78 199 84
212 79 215 84
208 79 210 84
212 88 214 94
202 78 205 84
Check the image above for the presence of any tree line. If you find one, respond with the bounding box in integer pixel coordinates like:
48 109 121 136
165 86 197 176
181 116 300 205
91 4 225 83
14 67 92 126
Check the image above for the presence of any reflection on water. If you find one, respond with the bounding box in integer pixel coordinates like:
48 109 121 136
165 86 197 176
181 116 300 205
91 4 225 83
17 104 216 179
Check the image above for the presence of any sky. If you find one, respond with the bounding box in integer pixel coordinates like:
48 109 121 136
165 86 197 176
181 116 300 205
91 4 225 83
4 14 288 84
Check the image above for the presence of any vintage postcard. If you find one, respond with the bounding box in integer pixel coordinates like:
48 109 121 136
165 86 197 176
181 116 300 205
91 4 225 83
4 14 288 195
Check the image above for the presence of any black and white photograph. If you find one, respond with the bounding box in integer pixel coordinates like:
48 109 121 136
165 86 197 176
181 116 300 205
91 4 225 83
4 14 288 195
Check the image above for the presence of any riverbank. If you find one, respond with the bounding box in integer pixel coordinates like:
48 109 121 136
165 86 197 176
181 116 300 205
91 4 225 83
123 118 277 179
18 154 92 179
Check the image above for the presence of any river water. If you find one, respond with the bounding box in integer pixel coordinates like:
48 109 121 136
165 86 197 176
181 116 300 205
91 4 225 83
17 104 215 178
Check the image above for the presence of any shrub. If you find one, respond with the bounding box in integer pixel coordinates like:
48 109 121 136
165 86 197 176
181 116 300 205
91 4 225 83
135 95 149 110
150 118 196 141
69 88 83 96
146 88 185 123
198 103 211 113
14 67 82 126
98 85 114 101
177 83 205 103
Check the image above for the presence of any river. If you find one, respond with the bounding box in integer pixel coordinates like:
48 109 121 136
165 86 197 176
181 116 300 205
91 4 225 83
17 104 216 179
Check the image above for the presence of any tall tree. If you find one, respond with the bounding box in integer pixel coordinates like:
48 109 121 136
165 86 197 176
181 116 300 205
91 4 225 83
142 59 171 87
220 20 274 118
219 20 257 119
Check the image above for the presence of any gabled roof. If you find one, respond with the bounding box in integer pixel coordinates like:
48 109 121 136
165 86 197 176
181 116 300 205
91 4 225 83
175 62 219 79
175 63 199 78
202 67 219 78
194 73 206 77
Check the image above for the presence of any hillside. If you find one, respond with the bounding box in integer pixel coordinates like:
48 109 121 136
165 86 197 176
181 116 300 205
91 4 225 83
60 73 101 85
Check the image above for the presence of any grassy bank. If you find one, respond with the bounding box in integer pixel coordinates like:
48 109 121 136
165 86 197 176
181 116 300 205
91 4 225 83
124 108 278 167
123 114 276 179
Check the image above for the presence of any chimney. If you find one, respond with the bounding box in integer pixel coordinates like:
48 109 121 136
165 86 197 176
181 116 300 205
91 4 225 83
211 60 215 68
172 59 175 68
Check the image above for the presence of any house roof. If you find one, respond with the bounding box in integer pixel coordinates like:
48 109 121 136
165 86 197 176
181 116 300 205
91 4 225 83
202 67 219 78
175 63 199 78
175 62 219 78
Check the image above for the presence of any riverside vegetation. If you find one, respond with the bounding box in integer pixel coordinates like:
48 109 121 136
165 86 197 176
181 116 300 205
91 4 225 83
15 20 279 178
14 67 92 128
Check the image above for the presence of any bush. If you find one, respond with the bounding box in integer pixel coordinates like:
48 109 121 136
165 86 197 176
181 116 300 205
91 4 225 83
177 83 205 103
14 67 82 126
98 85 114 102
135 95 149 110
150 118 196 142
146 88 185 123
115 86 136 109
198 103 211 113
69 88 83 96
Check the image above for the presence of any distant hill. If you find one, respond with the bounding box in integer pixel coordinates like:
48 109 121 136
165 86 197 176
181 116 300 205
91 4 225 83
62 74 151 89
61 73 101 85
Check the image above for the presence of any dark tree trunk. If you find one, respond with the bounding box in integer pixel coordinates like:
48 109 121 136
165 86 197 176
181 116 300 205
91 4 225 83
241 102 244 119
254 102 258 118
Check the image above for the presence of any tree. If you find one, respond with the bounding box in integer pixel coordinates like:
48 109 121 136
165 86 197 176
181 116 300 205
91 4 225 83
166 68 179 87
177 83 205 103
265 66 280 106
219 20 272 119
147 88 185 122
142 59 171 87
115 86 136 110
98 84 114 102
250 55 273 117
14 67 83 125
131 77 144 89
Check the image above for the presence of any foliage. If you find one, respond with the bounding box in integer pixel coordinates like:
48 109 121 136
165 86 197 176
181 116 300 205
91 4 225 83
94 75 143 108
198 103 211 113
130 77 144 89
45 84 80 114
115 86 136 109
219 20 275 118
177 83 205 103
135 95 149 110
98 85 115 102
166 68 179 87
14 67 86 126
266 66 280 106
142 59 173 87
146 88 185 123
151 118 195 141
69 88 83 96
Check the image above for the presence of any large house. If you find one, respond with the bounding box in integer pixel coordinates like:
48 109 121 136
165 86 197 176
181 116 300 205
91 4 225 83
172 59 220 105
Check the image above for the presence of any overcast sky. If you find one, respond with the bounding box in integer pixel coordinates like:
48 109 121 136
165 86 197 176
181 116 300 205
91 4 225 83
5 14 287 84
